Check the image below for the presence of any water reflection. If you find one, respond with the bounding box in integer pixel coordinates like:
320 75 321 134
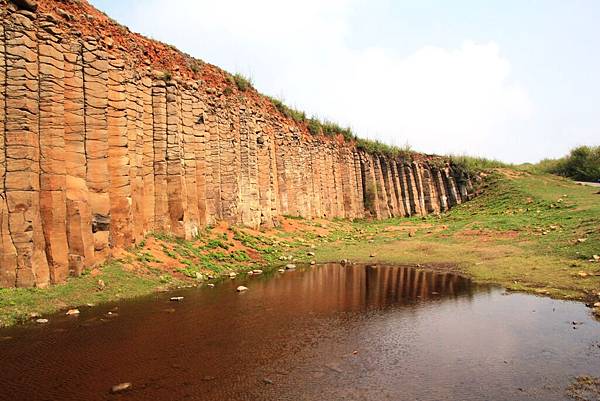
0 264 595 401
261 263 477 311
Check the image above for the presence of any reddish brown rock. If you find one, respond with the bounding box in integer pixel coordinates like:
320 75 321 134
0 0 476 287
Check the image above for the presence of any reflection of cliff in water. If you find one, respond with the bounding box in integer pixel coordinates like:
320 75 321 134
264 263 480 312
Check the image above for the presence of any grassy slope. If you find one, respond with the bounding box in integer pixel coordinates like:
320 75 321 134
1 170 598 327
315 170 600 299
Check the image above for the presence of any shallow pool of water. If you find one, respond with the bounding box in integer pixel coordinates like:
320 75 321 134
0 263 598 401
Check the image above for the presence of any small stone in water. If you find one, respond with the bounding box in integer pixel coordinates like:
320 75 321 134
170 296 184 302
207 283 215 288
65 309 80 316
35 318 49 324
310 260 316 265
229 272 237 278
285 264 296 270
237 286 248 292
252 269 263 275
278 269 285 273
111 382 132 393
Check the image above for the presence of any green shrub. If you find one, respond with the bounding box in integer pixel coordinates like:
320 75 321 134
546 146 600 181
233 73 253 91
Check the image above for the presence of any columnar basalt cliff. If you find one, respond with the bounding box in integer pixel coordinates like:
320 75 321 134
0 0 474 287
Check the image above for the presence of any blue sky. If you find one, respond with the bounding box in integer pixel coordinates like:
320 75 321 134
90 0 600 163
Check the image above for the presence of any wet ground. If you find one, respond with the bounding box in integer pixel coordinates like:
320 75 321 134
0 263 598 401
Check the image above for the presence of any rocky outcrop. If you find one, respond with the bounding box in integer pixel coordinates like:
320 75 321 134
0 0 475 287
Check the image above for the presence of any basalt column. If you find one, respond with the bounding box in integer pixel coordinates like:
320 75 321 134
217 101 240 223
165 81 186 236
181 89 200 237
0 2 19 287
64 40 94 275
37 14 69 283
107 59 132 249
152 80 168 231
5 9 49 287
83 40 110 259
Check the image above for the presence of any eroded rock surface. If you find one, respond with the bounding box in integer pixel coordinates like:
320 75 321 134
0 0 475 287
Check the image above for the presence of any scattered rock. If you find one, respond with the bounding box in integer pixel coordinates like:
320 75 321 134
252 269 263 275
229 272 237 278
307 251 315 256
170 296 184 302
576 238 588 244
111 383 132 393
285 264 296 270
35 318 49 324
207 283 215 288
577 272 589 278
65 309 80 316
369 253 376 258
236 286 248 292
29 312 40 319
340 259 349 265
278 256 287 261
262 378 274 385
310 260 316 265
593 255 600 261
278 269 285 273
97 279 106 291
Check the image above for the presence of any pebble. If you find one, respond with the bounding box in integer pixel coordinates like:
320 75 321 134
370 253 376 258
229 272 237 278
170 296 184 302
307 251 315 256
285 264 296 270
207 283 215 288
252 269 263 275
236 286 248 292
65 309 80 316
111 383 132 393
35 318 49 324
310 260 316 265
278 269 285 273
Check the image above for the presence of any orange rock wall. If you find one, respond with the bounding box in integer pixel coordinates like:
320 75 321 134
0 1 473 287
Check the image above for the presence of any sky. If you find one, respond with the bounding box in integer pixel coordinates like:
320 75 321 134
90 0 600 163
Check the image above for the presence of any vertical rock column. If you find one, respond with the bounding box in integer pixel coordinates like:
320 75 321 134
126 73 144 242
0 3 19 287
192 92 207 226
64 41 94 274
434 167 449 212
372 156 391 218
380 157 400 217
390 160 408 217
152 79 168 231
140 76 154 233
83 40 110 258
5 9 49 287
165 81 186 236
204 111 220 224
217 104 239 222
181 87 199 237
256 122 273 226
37 14 69 283
107 59 132 248
238 102 260 227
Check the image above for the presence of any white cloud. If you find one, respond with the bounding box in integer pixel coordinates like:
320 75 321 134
98 0 534 162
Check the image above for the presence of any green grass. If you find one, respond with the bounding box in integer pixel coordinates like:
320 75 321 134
0 260 182 327
314 171 600 300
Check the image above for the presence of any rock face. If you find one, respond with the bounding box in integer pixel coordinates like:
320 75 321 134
0 0 476 287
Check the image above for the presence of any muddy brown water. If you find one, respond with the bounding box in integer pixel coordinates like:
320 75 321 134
0 264 599 401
